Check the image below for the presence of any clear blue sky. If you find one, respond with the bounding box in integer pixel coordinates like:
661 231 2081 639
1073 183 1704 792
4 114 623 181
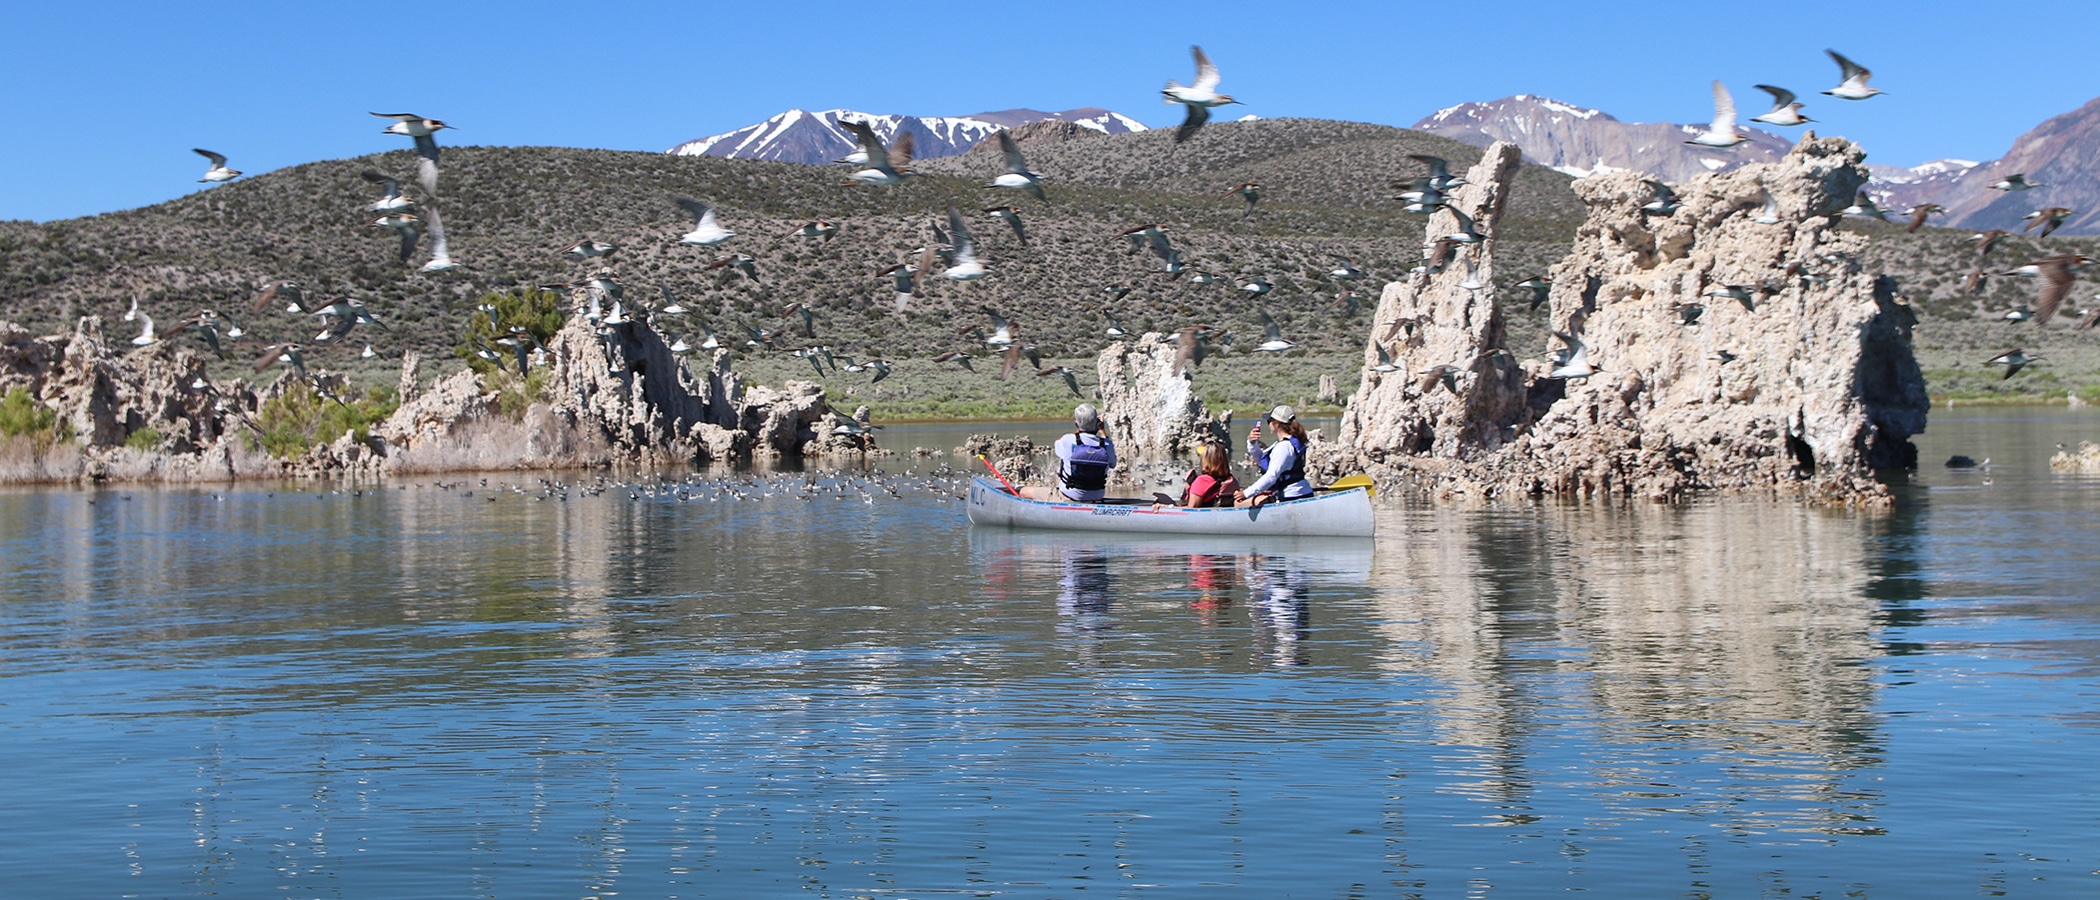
8 0 2097 222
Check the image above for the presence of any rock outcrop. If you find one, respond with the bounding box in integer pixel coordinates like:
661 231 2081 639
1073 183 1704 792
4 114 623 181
1340 142 1531 458
1333 135 1929 504
0 313 848 484
2051 442 2100 473
1094 333 1229 458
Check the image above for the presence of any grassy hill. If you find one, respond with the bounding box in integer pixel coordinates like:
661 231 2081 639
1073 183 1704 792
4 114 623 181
3 117 2095 413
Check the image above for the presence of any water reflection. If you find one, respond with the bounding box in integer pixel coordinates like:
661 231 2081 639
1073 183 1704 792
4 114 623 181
3 418 2099 896
970 530 1372 669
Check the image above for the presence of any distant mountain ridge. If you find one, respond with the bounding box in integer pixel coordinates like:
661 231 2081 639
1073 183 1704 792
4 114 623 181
1412 95 1793 183
668 108 1147 165
1412 93 2100 235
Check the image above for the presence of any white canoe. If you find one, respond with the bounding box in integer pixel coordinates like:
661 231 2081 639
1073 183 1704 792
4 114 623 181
965 477 1375 537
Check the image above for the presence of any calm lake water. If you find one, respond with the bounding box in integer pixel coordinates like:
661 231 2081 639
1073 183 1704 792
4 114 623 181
3 408 2097 898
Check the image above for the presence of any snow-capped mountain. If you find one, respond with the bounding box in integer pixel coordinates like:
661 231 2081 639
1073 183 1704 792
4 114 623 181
1862 159 1980 214
668 108 1146 164
1412 95 1794 183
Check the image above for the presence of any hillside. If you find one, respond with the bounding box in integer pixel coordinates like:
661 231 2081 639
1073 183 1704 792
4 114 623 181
6 116 2094 412
0 120 1581 396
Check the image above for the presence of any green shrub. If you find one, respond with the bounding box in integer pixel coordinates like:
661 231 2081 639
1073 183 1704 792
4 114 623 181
254 382 400 458
0 387 65 444
123 427 162 451
456 288 563 377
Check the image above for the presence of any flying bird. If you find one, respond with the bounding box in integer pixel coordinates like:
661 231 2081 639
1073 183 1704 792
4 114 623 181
1255 310 1295 353
1905 204 1944 233
1173 326 1210 376
1223 182 1260 216
709 253 759 282
1163 46 1239 143
1411 155 1468 192
250 281 304 315
362 170 414 212
1985 349 2043 379
2014 254 2087 323
1641 180 1681 215
1749 85 1811 126
1417 364 1462 396
1841 192 1890 221
130 309 158 346
2023 207 2073 239
419 207 456 272
1367 342 1401 374
673 196 735 245
984 206 1027 244
254 343 306 377
194 149 240 183
1973 229 2011 257
1685 81 1746 148
838 119 915 186
989 130 1046 200
999 342 1042 380
370 112 450 194
786 221 840 241
941 206 986 280
1548 331 1599 379
1515 275 1552 312
1990 174 2042 192
1037 365 1085 399
1821 50 1883 101
371 212 421 264
562 239 617 261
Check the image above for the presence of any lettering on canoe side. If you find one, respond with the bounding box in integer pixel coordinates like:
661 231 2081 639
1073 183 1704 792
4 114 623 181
1090 506 1130 517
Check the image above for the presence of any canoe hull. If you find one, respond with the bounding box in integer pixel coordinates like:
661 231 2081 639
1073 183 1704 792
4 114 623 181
965 477 1374 537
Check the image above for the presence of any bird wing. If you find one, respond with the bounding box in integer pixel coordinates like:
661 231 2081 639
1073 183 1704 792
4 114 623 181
1000 343 1020 380
1261 310 1282 341
890 131 914 169
1827 49 1869 83
370 112 418 122
997 130 1029 174
1408 154 1449 180
1005 212 1027 244
1148 231 1176 263
424 206 449 259
395 221 421 262
1189 45 1221 92
945 206 977 264
194 148 227 167
1175 105 1211 144
2035 259 2076 323
362 170 402 199
255 344 289 372
1907 206 1931 233
838 120 891 170
1754 84 1798 109
674 196 715 229
1709 81 1737 130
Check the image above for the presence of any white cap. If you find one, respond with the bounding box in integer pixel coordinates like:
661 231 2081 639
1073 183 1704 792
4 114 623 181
1074 403 1101 431
1268 405 1296 424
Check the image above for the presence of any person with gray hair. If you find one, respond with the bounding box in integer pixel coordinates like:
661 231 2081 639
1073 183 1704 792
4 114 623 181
1023 404 1118 502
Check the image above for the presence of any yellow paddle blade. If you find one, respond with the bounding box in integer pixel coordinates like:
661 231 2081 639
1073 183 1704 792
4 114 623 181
1323 473 1377 496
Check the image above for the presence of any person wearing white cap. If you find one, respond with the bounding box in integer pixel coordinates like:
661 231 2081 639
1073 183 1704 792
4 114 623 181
1023 404 1118 503
1237 405 1313 506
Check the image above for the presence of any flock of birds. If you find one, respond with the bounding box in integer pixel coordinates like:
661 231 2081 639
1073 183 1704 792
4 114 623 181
1599 48 2088 384
146 44 2087 428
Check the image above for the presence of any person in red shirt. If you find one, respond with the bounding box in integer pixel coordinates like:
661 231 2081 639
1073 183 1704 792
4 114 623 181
1178 441 1240 508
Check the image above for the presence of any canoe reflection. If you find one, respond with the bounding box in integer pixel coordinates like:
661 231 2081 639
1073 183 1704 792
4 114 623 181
970 530 1372 665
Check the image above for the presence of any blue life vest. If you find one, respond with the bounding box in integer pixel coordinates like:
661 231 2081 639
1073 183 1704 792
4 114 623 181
1274 435 1308 492
1061 432 1114 491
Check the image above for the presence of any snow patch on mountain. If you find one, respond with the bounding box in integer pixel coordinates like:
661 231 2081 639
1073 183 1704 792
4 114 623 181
669 107 1145 165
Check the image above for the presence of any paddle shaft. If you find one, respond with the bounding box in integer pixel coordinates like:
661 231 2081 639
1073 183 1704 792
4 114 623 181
977 455 1021 495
